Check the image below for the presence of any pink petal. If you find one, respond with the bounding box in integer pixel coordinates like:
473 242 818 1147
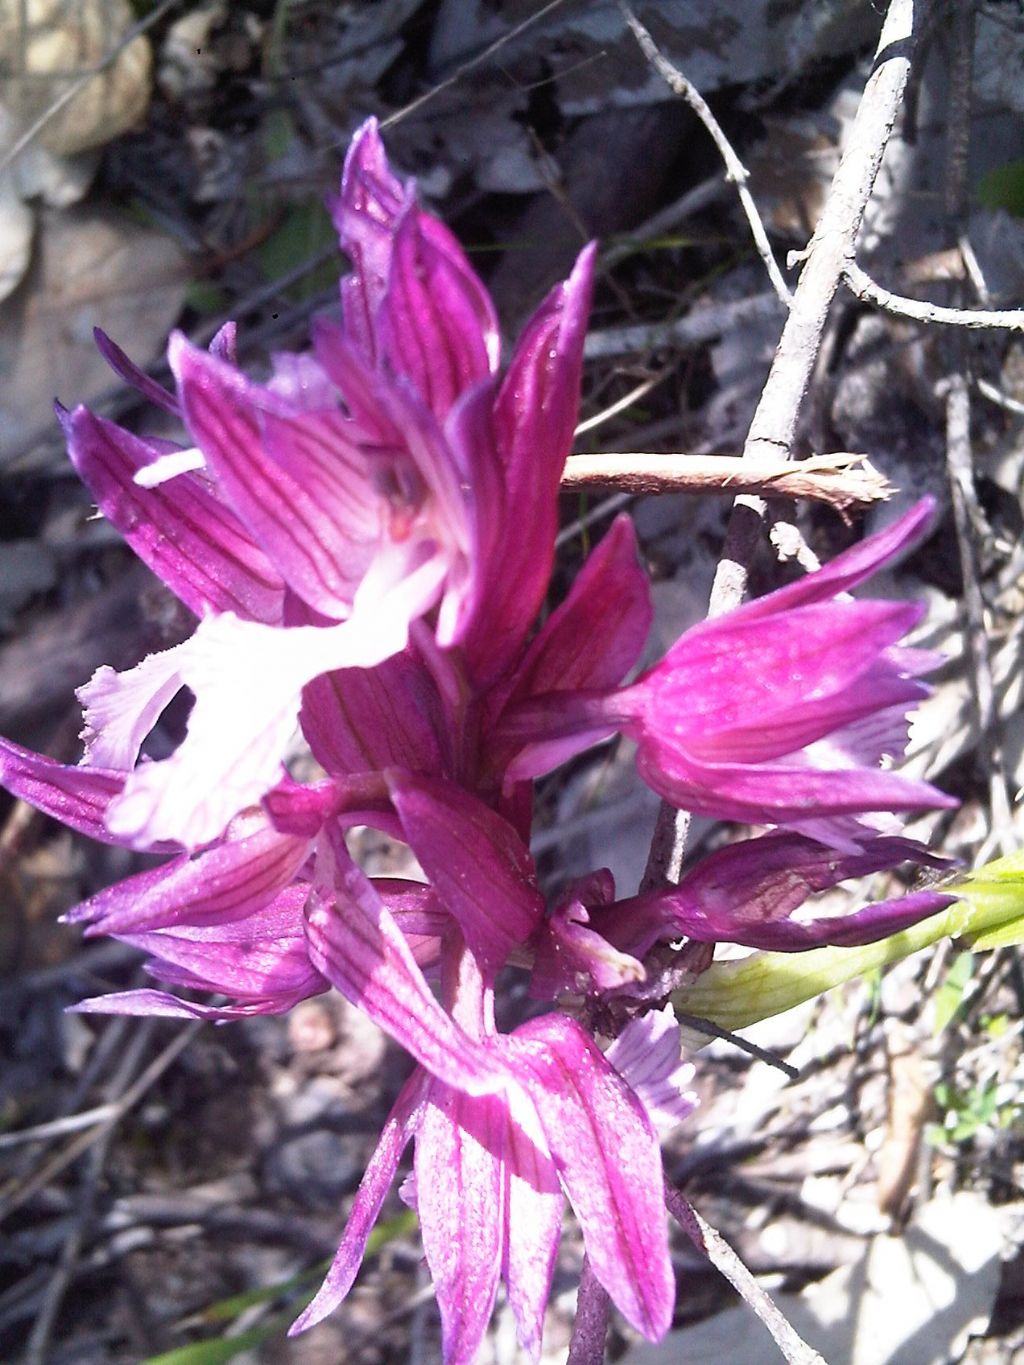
503 1101 564 1362
504 1014 674 1341
304 831 499 1095
464 245 596 684
0 738 136 846
416 1085 506 1365
65 821 309 934
734 498 937 622
388 772 544 974
508 515 652 701
93 328 179 414
530 893 645 1001
291 1069 429 1334
98 604 419 849
71 987 312 1020
169 333 370 618
377 205 499 420
605 1007 697 1139
331 117 409 363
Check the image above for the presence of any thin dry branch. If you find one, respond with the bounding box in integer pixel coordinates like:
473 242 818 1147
641 0 917 888
666 1187 827 1365
562 451 890 509
619 3 792 306
845 262 1024 331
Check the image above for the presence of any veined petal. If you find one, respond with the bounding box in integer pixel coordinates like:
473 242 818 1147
78 646 191 772
305 831 500 1095
635 743 956 826
604 1007 697 1139
503 1100 564 1363
0 737 145 847
636 600 926 743
291 1069 429 1334
332 117 409 363
504 1014 674 1341
71 987 314 1020
170 333 369 618
64 821 309 934
119 887 327 1002
416 1085 506 1365
378 204 499 420
388 772 544 974
465 245 596 684
100 604 417 849
508 515 652 701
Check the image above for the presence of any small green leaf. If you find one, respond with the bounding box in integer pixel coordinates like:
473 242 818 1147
933 950 974 1032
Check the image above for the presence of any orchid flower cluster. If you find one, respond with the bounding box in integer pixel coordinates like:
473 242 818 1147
0 121 958 1360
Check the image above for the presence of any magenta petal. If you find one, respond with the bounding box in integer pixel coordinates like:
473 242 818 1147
417 1086 505 1365
305 834 497 1094
503 1103 564 1362
736 498 937 621
70 987 314 1020
510 516 653 700
169 333 364 618
388 772 544 973
297 643 447 778
635 743 956 825
66 823 310 934
530 892 644 1001
63 406 285 623
378 205 499 420
93 328 179 414
119 888 326 1006
0 738 151 848
291 1069 428 1334
638 600 926 747
505 1014 674 1341
332 117 409 362
465 245 596 684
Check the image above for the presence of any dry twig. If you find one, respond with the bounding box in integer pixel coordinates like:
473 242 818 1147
845 262 1024 332
562 450 890 510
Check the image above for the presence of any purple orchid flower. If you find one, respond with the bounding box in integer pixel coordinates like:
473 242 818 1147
0 115 960 1362
498 499 955 832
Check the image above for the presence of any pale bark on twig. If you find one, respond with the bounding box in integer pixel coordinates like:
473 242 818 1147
845 262 1024 331
562 451 890 509
640 0 917 889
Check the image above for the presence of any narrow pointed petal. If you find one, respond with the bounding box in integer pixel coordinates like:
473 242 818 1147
735 498 937 622
93 328 179 414
509 515 652 700
636 600 926 751
291 1069 428 1334
605 1007 697 1139
65 822 309 934
597 832 954 957
331 117 409 361
71 987 312 1019
0 737 138 846
63 406 285 623
118 888 327 1003
388 772 544 973
465 245 596 683
377 206 499 420
505 1014 674 1341
503 1105 564 1363
305 834 498 1094
417 1086 505 1365
169 333 368 618
635 744 956 826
